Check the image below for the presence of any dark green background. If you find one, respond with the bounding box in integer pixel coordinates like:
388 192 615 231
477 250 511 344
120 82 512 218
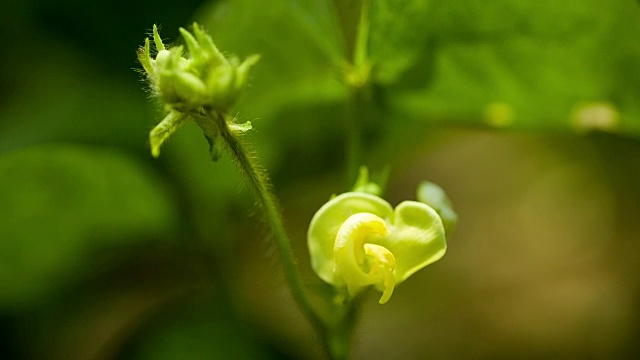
2 0 640 359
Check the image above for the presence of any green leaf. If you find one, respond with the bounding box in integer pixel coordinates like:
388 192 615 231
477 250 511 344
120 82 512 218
371 0 640 136
127 299 271 360
191 0 640 173
0 144 177 308
197 0 349 121
369 0 433 84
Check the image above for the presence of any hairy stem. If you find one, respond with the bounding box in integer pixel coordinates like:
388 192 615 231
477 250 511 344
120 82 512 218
196 110 347 358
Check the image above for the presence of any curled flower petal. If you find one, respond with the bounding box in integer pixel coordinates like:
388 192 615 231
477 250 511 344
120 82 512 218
307 192 393 286
363 243 396 304
334 213 390 301
378 201 447 283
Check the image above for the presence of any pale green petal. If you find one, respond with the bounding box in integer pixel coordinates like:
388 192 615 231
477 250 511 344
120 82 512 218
377 201 446 283
307 192 393 285
417 181 458 234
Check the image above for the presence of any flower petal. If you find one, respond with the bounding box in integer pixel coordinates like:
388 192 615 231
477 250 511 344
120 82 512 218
334 213 390 296
377 201 446 283
307 192 393 285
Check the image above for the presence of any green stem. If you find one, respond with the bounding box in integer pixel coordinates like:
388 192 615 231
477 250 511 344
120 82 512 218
353 0 371 71
345 90 363 186
197 110 345 358
345 0 372 187
326 301 360 360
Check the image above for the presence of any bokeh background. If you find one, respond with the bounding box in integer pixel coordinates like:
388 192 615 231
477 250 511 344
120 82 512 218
2 0 640 359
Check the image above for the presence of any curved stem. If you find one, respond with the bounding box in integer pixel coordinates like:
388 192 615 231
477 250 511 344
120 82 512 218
196 110 343 357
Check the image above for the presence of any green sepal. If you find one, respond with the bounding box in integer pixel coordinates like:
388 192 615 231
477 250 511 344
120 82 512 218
192 23 226 66
152 24 165 51
351 166 382 196
234 55 261 91
179 27 204 65
149 111 188 158
137 38 154 76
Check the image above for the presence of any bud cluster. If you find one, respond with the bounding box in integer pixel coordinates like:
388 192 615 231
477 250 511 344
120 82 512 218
138 23 258 158
139 23 259 113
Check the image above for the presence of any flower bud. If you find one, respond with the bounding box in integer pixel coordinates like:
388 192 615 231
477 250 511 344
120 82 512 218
137 23 260 158
138 23 259 114
155 47 208 108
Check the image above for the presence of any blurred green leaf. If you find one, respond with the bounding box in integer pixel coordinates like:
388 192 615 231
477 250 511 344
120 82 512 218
162 0 357 213
0 32 156 154
195 0 640 140
198 0 348 121
375 0 640 135
0 144 177 308
369 0 433 84
126 299 272 360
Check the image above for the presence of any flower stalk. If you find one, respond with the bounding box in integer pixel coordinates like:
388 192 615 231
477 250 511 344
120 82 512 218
201 109 329 347
138 23 346 359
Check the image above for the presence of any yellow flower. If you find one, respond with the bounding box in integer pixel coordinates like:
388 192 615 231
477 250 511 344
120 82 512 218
308 192 447 304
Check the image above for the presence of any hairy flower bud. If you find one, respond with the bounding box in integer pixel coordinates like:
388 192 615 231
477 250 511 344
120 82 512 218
137 23 258 158
139 23 259 113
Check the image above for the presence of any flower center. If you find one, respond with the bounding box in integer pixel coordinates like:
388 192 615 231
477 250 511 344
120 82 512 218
334 213 397 304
